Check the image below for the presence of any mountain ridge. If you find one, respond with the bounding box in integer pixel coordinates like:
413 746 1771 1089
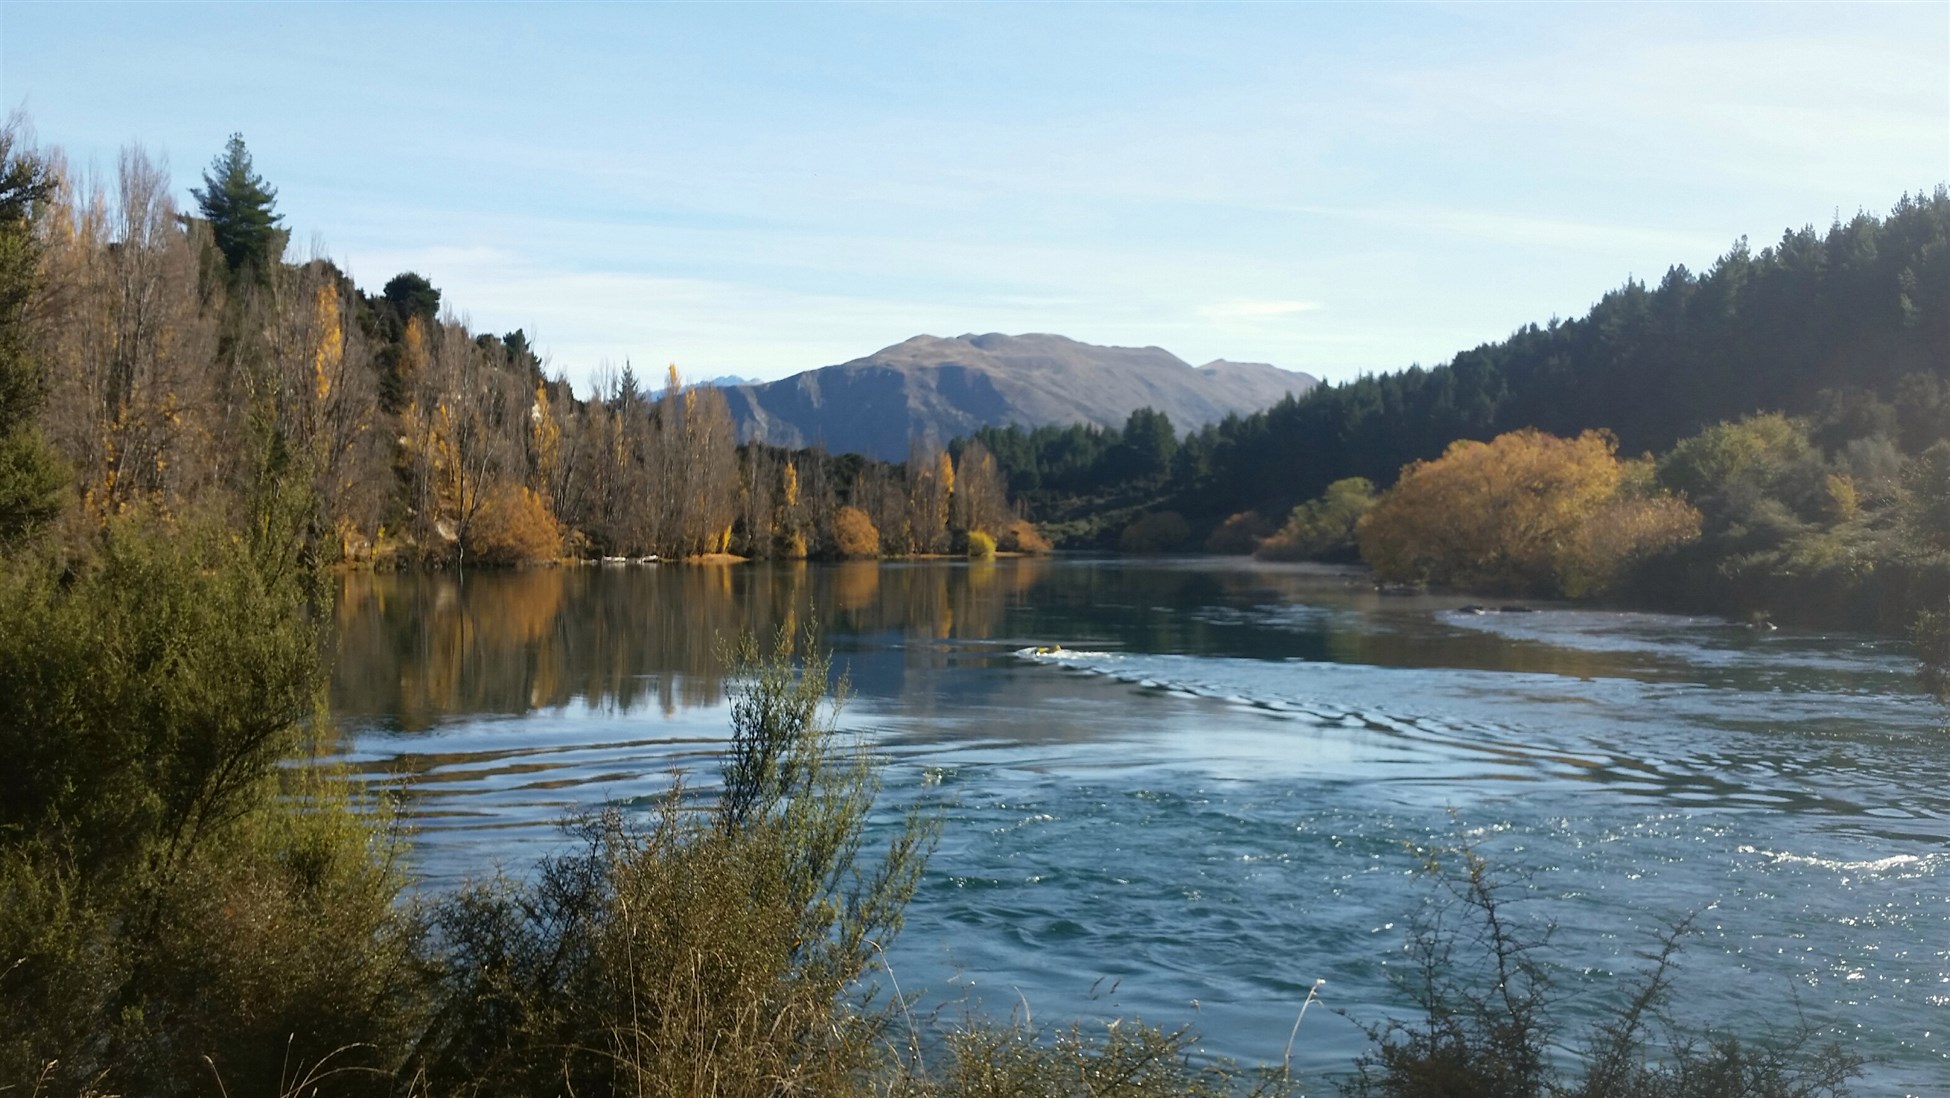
721 332 1318 460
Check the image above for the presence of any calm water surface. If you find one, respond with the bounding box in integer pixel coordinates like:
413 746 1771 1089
327 558 1949 1092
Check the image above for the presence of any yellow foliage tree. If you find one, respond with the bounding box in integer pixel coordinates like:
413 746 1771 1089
399 315 429 387
529 383 561 496
1358 428 1700 597
465 483 564 565
832 505 880 559
311 283 342 403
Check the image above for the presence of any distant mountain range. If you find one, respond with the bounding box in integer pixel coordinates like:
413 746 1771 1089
720 333 1318 460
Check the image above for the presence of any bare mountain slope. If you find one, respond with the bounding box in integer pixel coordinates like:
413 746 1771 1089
721 333 1317 460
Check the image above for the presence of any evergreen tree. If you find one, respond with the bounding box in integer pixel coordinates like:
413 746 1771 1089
383 270 441 323
191 133 286 278
0 123 65 545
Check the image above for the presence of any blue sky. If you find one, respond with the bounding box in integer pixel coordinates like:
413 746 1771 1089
4 2 1945 395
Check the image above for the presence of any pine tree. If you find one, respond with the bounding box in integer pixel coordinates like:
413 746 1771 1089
0 123 66 545
191 133 285 278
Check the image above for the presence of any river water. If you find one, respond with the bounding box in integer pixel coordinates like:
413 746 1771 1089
327 558 1949 1092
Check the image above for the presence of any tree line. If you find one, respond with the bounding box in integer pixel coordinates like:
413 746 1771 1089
17 129 1038 570
973 191 1947 542
966 191 1950 639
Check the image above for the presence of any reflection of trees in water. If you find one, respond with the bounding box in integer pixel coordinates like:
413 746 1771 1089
331 559 1061 729
331 559 1665 732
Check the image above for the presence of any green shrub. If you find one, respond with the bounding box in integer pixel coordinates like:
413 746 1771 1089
966 529 997 560
1118 511 1190 554
0 515 420 1097
1256 478 1376 562
415 624 937 1096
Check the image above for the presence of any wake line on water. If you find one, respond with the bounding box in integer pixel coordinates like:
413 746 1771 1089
1736 845 1943 877
1011 646 1598 782
1005 647 1936 818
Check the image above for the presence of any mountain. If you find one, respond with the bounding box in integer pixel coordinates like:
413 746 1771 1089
720 333 1318 460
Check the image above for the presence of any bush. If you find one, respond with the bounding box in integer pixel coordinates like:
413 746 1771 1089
900 1018 1290 1098
999 518 1053 554
1256 479 1376 562
415 625 936 1096
1206 510 1274 555
1360 430 1700 597
1119 511 1190 554
834 504 882 559
466 482 563 564
1344 837 1863 1098
966 528 997 560
0 515 419 1096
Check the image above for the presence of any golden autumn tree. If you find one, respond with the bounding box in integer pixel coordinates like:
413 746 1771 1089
1358 428 1701 597
778 458 808 558
39 145 218 522
904 440 952 554
952 438 1009 541
467 483 563 564
267 263 388 560
405 326 522 567
529 382 561 496
831 504 880 559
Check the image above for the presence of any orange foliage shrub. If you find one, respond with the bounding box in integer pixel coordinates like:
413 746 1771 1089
998 518 1052 554
1204 511 1274 555
832 505 881 559
465 483 564 565
1358 429 1700 597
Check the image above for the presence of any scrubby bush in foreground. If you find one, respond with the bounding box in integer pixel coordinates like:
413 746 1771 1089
413 625 937 1096
1344 838 1863 1098
0 516 420 1097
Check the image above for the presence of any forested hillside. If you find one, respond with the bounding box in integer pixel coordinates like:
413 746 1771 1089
1176 191 1949 521
961 192 1950 642
18 132 1031 566
979 193 1947 534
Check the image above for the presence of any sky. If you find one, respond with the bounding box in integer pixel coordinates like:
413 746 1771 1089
3 2 1946 397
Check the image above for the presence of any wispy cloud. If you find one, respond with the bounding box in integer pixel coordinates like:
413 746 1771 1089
13 2 1938 391
1201 300 1324 320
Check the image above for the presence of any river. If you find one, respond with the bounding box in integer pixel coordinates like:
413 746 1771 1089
326 557 1948 1093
